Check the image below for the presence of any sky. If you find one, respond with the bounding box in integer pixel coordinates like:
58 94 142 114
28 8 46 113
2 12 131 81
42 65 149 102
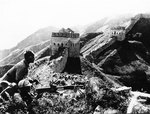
0 0 149 50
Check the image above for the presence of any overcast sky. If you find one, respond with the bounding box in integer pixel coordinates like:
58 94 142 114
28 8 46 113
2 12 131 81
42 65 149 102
0 0 149 50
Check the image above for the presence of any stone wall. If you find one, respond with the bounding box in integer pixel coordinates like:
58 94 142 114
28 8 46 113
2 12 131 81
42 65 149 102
52 32 79 38
68 38 80 57
50 37 68 56
49 48 68 73
111 30 126 41
106 28 125 41
50 36 80 58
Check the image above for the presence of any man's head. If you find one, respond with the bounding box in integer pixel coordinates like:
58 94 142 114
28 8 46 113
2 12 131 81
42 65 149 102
24 50 35 64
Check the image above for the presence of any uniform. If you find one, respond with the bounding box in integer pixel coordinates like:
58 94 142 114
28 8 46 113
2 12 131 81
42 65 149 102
1 60 29 84
0 59 32 105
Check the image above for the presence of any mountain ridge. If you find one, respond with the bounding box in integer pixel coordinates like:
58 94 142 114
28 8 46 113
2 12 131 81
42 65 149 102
0 26 58 61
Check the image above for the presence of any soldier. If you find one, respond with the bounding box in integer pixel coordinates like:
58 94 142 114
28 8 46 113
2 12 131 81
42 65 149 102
0 50 37 113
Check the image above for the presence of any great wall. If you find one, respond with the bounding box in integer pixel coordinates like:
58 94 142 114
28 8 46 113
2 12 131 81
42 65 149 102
49 25 127 73
48 14 150 75
50 28 80 58
49 28 81 74
81 14 149 60
49 48 68 73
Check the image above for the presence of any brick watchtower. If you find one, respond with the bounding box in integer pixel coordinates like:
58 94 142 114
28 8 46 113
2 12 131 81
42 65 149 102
50 28 80 57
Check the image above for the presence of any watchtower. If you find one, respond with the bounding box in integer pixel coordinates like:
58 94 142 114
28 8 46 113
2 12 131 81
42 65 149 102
110 26 126 41
50 28 80 57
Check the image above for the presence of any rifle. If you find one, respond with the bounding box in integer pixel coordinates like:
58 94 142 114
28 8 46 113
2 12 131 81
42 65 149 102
35 84 85 98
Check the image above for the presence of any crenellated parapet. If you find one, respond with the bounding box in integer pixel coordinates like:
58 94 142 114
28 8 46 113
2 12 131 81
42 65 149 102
111 26 126 30
108 26 126 41
52 32 80 38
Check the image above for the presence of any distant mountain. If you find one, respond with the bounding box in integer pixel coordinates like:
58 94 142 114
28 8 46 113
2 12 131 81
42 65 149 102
0 40 50 65
84 17 108 33
15 26 58 50
0 26 58 61
70 25 88 35
84 14 133 34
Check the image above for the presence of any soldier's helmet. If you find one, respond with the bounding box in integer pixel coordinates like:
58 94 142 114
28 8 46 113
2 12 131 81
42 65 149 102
18 78 32 88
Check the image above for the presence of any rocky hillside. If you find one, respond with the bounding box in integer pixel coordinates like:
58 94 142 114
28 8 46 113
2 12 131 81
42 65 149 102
25 48 150 114
1 13 150 114
84 14 133 34
81 14 150 92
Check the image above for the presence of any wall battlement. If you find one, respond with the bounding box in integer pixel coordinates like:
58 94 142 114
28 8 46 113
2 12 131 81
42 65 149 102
50 28 80 58
52 32 80 38
105 26 126 41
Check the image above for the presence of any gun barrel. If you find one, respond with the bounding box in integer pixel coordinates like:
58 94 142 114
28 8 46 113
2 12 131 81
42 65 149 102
57 85 84 90
35 85 85 97
36 87 57 94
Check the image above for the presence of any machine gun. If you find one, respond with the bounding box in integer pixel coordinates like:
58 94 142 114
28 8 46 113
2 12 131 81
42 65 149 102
0 80 85 114
0 80 85 101
35 84 85 98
